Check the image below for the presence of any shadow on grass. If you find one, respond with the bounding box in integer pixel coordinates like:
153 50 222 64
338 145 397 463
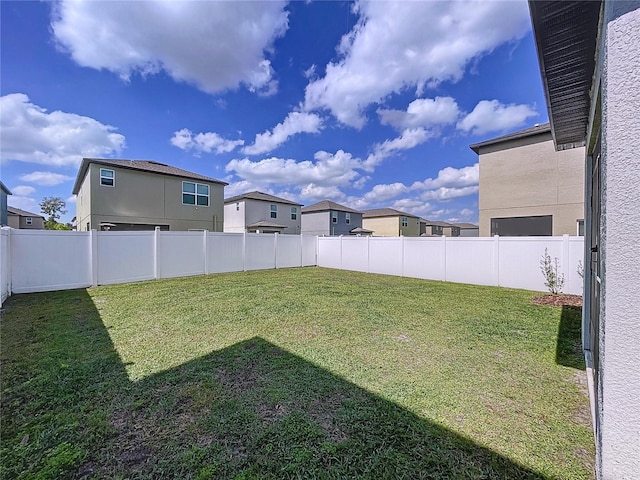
556 306 586 370
2 289 544 479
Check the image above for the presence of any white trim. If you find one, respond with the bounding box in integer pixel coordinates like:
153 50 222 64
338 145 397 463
100 168 115 187
182 181 210 207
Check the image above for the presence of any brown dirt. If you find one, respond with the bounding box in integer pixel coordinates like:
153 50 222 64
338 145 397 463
531 294 582 307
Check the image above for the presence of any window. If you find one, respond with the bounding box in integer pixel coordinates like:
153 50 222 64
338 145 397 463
100 168 115 187
401 216 408 227
182 182 209 206
270 204 277 218
331 211 338 223
345 212 351 225
26 217 32 225
236 202 240 211
577 219 585 236
86 222 90 231
490 215 552 236
291 206 297 220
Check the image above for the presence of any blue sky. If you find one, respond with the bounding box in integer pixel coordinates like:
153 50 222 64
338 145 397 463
1 0 547 225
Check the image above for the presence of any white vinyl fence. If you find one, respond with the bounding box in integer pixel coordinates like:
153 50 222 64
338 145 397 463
317 235 584 295
0 228 317 304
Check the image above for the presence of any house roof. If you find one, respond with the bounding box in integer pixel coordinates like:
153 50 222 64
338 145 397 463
72 158 228 194
301 200 360 214
349 227 373 234
528 1 602 151
362 208 418 219
420 218 453 227
224 191 302 206
469 123 551 154
7 206 43 218
246 220 287 229
453 222 478 229
0 181 11 195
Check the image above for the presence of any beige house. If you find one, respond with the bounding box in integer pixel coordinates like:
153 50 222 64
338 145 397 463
362 208 420 237
420 219 460 237
224 191 302 234
471 123 585 236
7 206 45 229
72 158 227 231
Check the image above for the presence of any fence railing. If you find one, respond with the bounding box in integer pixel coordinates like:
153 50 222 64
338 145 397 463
0 228 317 304
317 235 584 295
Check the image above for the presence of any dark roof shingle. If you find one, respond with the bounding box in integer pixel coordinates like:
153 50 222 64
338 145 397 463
301 200 360 214
224 191 301 206
7 206 43 218
362 208 418 218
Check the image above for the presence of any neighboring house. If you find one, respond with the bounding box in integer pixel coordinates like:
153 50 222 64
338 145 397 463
362 208 420 237
224 191 302 234
471 123 585 236
529 2 640 478
72 158 227 231
7 207 45 229
454 223 479 237
420 219 460 237
301 200 368 236
0 181 10 226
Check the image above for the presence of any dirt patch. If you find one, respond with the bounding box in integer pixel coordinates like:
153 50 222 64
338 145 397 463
532 294 582 307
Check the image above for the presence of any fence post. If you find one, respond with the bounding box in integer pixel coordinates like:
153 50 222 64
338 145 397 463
300 234 303 267
7 227 12 299
243 232 247 271
90 229 98 287
203 230 209 275
274 233 279 269
441 235 447 281
493 235 500 286
154 227 161 280
401 235 405 277
340 235 343 270
562 234 570 289
367 235 371 273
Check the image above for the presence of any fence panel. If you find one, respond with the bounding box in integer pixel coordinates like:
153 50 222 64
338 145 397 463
208 233 244 273
446 237 495 286
159 231 206 279
498 237 562 292
317 237 342 269
245 234 276 270
1 229 10 305
567 238 585 295
11 230 91 293
403 237 444 280
301 235 317 266
276 234 302 269
341 237 369 272
369 237 403 276
97 231 155 285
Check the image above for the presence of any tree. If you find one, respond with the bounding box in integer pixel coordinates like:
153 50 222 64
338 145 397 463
40 197 68 230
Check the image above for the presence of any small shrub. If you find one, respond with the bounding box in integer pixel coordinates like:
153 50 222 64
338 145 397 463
540 248 565 294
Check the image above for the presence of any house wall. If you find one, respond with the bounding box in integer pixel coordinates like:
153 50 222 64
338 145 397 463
596 4 640 479
0 190 7 226
8 215 45 229
478 133 585 236
244 199 301 234
363 216 420 237
301 211 329 236
459 228 479 237
223 201 246 233
77 164 225 231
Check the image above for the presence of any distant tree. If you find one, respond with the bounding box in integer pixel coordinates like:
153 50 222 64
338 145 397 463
40 197 68 230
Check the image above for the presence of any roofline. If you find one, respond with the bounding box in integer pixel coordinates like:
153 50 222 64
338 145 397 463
0 181 12 195
72 158 228 194
362 209 419 219
224 191 302 206
469 123 551 154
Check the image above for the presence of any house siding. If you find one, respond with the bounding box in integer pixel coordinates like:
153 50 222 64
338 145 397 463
301 211 329 236
363 216 420 237
223 201 246 233
242 199 301 234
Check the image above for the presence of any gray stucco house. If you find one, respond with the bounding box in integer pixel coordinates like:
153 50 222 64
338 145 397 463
7 207 45 229
0 181 10 227
530 1 640 478
224 191 302 234
72 158 227 231
301 200 369 236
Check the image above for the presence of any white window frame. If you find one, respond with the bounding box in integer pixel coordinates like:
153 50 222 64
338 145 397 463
100 168 115 187
26 217 33 225
401 216 408 227
345 213 351 225
270 204 277 219
182 181 209 207
291 206 297 220
331 211 338 223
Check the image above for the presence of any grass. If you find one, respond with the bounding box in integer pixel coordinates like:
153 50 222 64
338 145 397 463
1 267 593 479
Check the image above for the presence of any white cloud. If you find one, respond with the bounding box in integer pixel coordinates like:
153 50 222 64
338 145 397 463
243 112 324 156
226 149 362 188
299 184 346 202
51 1 289 95
378 97 460 130
171 128 244 155
1 94 125 167
8 196 40 214
19 171 75 186
66 195 77 204
10 185 36 196
419 185 479 201
411 163 478 190
364 128 432 170
304 1 530 127
457 100 537 135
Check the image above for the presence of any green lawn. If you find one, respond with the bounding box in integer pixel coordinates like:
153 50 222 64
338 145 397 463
1 267 593 479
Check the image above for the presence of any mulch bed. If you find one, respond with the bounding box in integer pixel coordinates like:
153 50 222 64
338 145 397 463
531 294 582 307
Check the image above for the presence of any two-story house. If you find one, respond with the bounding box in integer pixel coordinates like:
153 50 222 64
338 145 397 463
223 191 302 234
301 200 370 236
420 219 460 237
7 207 45 229
471 123 585 236
72 158 227 231
0 181 10 227
362 208 420 237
